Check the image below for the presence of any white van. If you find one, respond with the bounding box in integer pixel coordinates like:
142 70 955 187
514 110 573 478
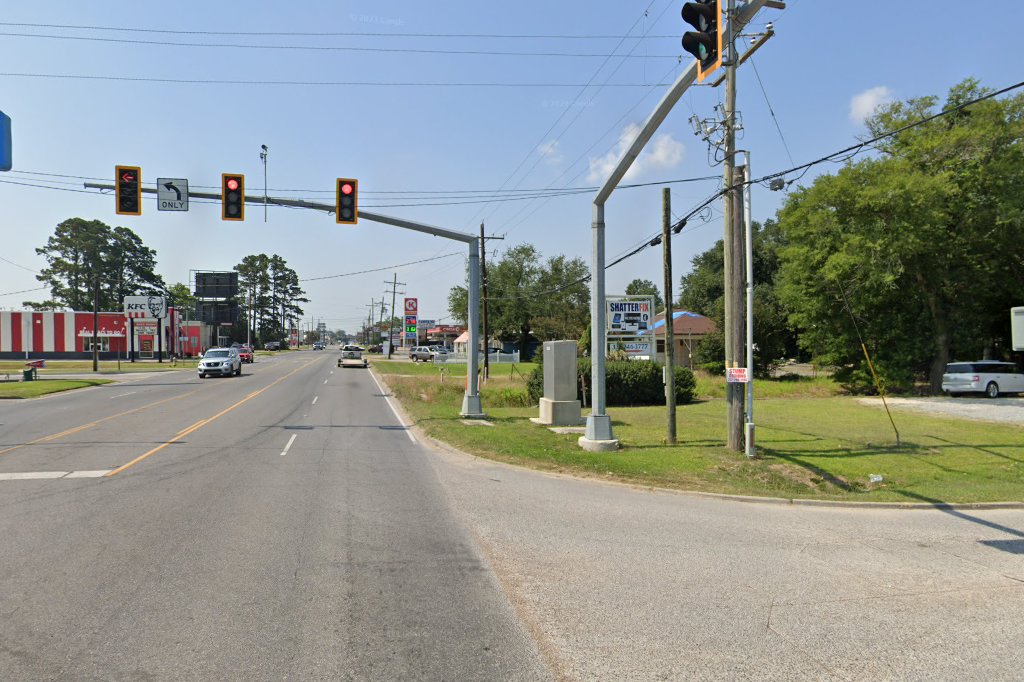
941 361 1024 398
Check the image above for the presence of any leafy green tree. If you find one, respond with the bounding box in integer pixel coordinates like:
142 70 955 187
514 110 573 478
677 219 794 377
448 244 590 357
624 278 664 311
776 79 1024 392
27 218 165 310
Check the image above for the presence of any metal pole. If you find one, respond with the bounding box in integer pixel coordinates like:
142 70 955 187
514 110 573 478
743 151 756 457
462 238 484 417
480 221 489 381
662 188 677 445
92 274 100 372
584 202 614 444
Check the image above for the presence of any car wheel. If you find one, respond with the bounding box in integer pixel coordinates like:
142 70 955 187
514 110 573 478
985 382 1000 398
199 373 205 379
236 364 242 376
947 392 960 398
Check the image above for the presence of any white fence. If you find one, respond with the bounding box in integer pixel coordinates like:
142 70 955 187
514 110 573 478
434 351 520 364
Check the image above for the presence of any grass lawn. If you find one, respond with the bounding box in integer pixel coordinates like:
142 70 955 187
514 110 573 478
373 361 1023 504
0 360 191 375
0 378 113 398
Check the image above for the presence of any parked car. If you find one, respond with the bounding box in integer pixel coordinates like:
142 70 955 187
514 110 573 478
428 345 449 355
941 361 1024 398
264 341 281 351
409 346 436 362
368 344 384 353
198 347 242 378
338 344 368 368
238 345 254 363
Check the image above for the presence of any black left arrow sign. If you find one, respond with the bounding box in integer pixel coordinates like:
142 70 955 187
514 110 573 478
163 181 181 201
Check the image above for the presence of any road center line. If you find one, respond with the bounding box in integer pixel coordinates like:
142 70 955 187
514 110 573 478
108 391 137 400
312 395 319 405
106 358 320 477
280 433 297 457
0 389 199 458
323 379 328 385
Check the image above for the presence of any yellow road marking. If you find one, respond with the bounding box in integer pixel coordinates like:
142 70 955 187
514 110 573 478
0 390 199 457
106 359 320 477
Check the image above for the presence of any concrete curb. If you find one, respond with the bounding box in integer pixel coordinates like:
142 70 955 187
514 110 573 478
370 369 1024 512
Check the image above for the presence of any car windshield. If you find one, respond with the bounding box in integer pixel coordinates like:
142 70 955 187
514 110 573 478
205 350 229 358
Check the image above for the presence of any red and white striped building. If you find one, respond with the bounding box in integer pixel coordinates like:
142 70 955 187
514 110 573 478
0 309 199 360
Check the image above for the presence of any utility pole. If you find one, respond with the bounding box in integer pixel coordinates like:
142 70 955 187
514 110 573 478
377 298 388 345
385 274 406 359
92 273 100 372
722 0 745 452
662 188 676 445
479 222 504 381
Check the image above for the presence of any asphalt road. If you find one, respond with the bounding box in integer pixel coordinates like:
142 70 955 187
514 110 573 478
2 351 1022 680
0 352 550 680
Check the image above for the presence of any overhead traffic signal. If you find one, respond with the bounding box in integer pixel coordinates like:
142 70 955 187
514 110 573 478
115 165 142 215
221 173 245 221
336 178 358 225
682 0 723 82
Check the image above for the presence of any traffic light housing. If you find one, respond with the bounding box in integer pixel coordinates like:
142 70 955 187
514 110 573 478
682 0 723 82
336 178 358 225
222 173 245 221
115 165 142 216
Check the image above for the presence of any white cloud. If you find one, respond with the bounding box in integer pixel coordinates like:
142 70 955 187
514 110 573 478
586 124 684 183
849 86 894 124
537 140 564 165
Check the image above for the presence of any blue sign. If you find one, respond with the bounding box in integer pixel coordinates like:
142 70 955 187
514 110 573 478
0 110 11 171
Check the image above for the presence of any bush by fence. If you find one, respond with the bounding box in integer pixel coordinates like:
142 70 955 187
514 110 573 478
527 359 695 406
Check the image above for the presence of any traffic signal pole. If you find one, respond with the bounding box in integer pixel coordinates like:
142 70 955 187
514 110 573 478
583 0 769 452
83 181 487 418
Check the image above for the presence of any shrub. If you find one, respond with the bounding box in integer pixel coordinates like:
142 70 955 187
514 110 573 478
527 358 695 406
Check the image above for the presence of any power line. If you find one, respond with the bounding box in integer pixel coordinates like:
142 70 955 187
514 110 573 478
0 31 680 59
0 285 48 298
0 72 674 88
300 253 461 282
748 56 795 167
0 22 674 40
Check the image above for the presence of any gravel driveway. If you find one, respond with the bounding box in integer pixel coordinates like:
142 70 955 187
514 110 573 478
859 395 1024 425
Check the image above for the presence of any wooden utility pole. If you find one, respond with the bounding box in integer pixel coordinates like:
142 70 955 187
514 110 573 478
479 222 504 381
662 187 677 444
385 274 406 359
723 0 745 451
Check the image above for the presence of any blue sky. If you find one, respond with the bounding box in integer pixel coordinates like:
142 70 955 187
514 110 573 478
2 0 1022 332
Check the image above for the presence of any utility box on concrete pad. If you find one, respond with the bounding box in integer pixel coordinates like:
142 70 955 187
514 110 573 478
535 340 582 426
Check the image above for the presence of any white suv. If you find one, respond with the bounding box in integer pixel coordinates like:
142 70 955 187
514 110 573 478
941 361 1024 398
198 347 242 378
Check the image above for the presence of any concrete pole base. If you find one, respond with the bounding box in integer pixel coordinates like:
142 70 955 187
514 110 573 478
583 413 615 442
460 394 485 419
577 436 620 452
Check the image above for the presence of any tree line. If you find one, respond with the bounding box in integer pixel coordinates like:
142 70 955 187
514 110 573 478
27 219 307 347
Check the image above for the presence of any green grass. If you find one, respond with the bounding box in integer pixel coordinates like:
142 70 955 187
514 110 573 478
0 360 191 375
0 378 113 398
379 368 1024 504
372 359 537 380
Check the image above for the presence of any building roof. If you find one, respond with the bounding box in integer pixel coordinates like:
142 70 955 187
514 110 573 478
646 310 716 335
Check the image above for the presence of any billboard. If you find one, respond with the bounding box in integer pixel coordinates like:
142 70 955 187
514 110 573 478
195 271 239 299
606 296 653 337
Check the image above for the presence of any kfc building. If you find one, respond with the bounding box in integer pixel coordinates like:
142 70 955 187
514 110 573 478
0 308 179 360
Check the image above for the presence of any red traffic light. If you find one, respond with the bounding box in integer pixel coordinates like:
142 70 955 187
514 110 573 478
341 182 353 195
336 178 358 225
226 178 240 191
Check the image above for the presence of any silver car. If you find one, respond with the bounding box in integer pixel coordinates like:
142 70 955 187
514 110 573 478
941 361 1024 398
198 347 242 378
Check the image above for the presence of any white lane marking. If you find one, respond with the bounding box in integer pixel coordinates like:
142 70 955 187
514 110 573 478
330 371 334 375
312 396 319 405
323 379 329 385
369 371 416 444
109 391 137 400
0 469 115 481
280 433 298 457
63 470 112 478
